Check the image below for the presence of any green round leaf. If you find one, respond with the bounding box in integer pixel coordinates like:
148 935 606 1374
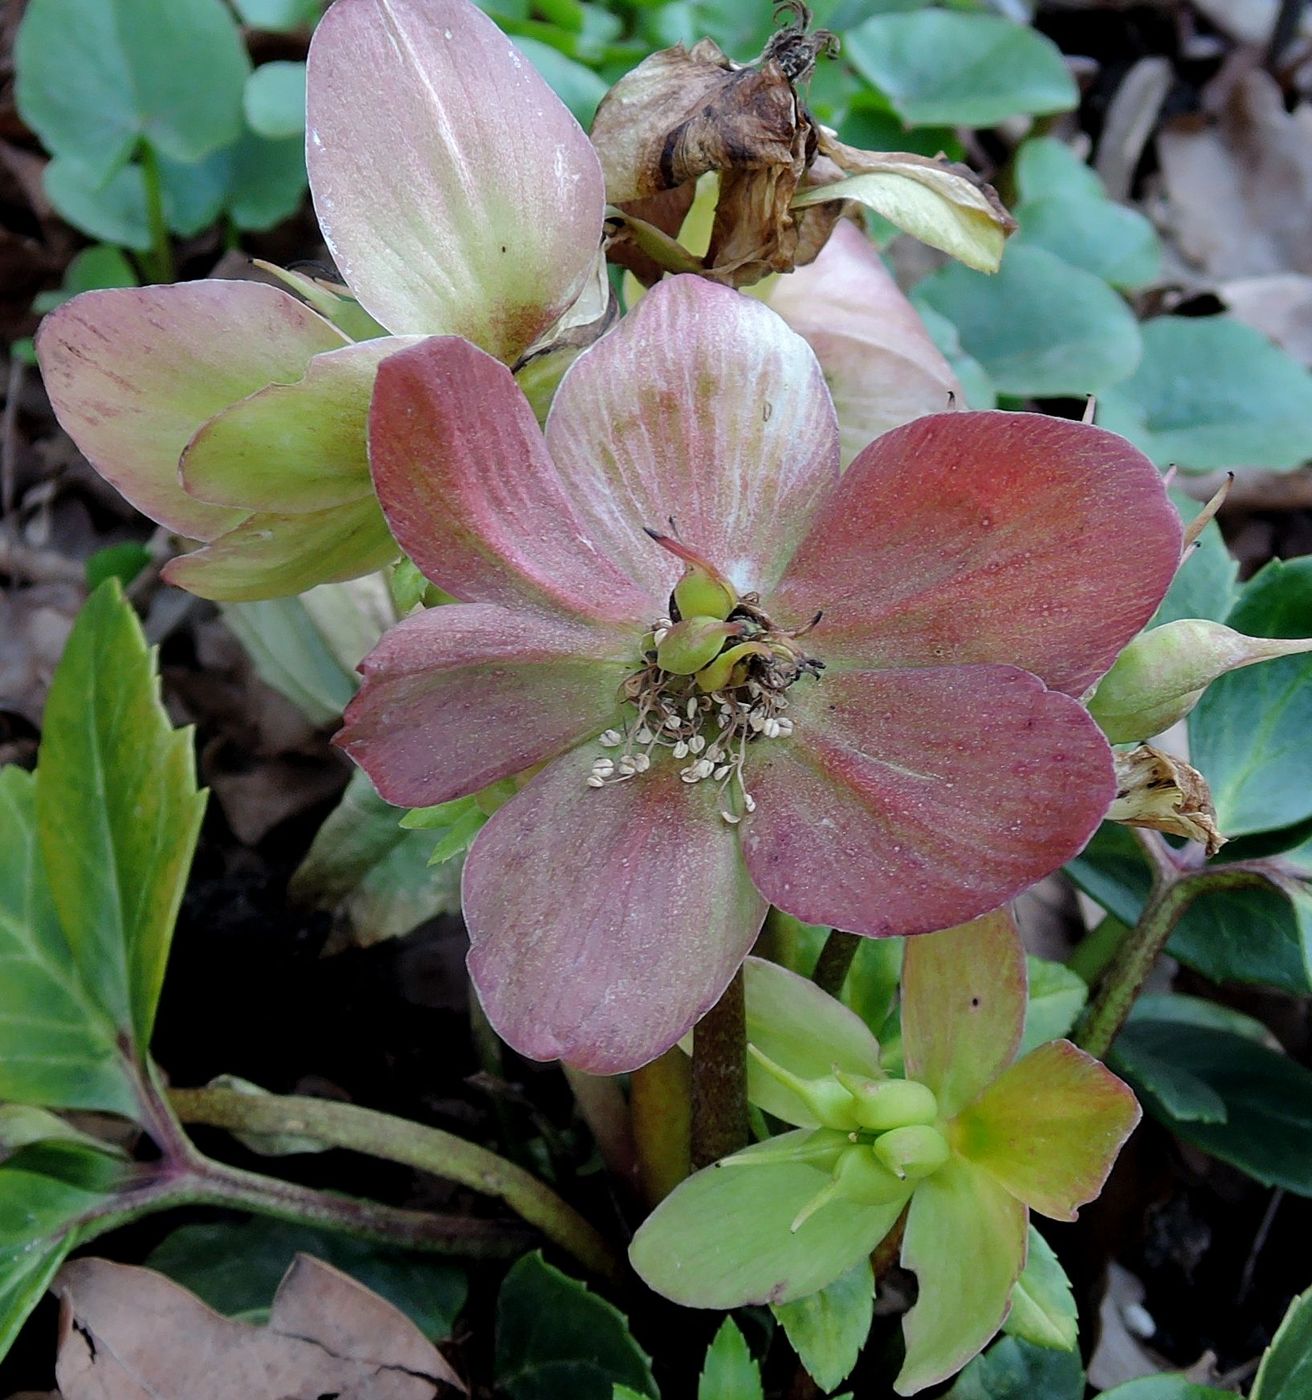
944 1335 1084 1400
1014 195 1160 291
43 158 151 251
243 62 307 140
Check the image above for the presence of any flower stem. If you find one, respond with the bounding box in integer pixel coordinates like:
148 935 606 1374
629 1048 692 1206
813 929 861 998
137 141 175 284
690 969 748 1168
169 1086 620 1279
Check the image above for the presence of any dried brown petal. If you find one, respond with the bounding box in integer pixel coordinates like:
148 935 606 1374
1107 743 1225 857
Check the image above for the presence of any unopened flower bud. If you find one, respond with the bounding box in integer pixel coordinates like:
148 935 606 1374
643 529 738 620
1089 618 1312 743
872 1124 950 1182
747 1044 859 1130
834 1072 939 1132
656 616 741 675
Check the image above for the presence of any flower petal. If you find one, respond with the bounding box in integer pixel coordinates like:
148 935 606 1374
739 666 1114 941
336 603 635 808
369 336 658 623
765 221 959 466
955 1039 1141 1221
770 411 1182 695
900 911 1027 1119
182 336 421 513
896 1157 1027 1395
464 747 768 1072
630 1131 906 1309
306 0 604 360
545 275 841 601
162 498 396 601
36 282 346 540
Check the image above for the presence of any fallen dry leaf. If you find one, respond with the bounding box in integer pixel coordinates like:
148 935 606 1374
1220 273 1312 365
53 1254 463 1400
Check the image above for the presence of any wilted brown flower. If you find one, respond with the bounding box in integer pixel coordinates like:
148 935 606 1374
1108 743 1226 857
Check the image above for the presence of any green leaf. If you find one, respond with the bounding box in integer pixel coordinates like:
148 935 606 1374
1097 317 1312 472
1015 137 1105 204
1108 1029 1227 1125
32 244 138 314
244 61 307 140
1190 557 1312 836
15 0 249 180
1252 1286 1312 1400
0 766 138 1117
1130 993 1277 1046
915 246 1142 398
1098 1379 1232 1399
944 1335 1084 1399
43 157 151 250
916 303 996 410
1149 491 1239 628
1111 1023 1312 1193
514 37 609 126
85 542 151 592
1003 1228 1077 1352
699 1318 763 1400
35 580 205 1056
232 0 322 30
844 12 1076 128
1020 958 1087 1056
288 768 461 951
146 1217 466 1336
225 127 309 231
772 1259 873 1392
496 1252 658 1400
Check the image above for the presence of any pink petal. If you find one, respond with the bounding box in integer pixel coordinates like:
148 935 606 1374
182 336 422 514
36 282 346 541
545 276 841 602
369 337 660 624
336 603 636 807
306 0 604 361
765 221 960 466
162 498 397 601
956 1039 1141 1221
900 911 1027 1119
770 411 1182 696
464 748 768 1072
738 665 1114 938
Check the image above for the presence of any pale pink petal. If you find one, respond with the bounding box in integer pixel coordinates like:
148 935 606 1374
765 221 959 466
901 911 1026 1119
369 336 659 623
738 665 1114 937
306 0 604 361
162 498 396 601
336 603 636 807
464 748 768 1072
36 282 346 541
182 336 422 513
545 276 841 602
770 411 1182 696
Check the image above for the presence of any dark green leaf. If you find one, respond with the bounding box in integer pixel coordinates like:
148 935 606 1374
844 12 1076 128
1098 1378 1233 1398
944 1334 1084 1399
1097 317 1312 472
1252 1286 1312 1400
772 1259 873 1392
915 246 1142 398
85 542 151 592
496 1252 657 1400
36 581 205 1057
1003 1228 1077 1351
699 1318 763 1400
16 0 249 180
146 1217 466 1337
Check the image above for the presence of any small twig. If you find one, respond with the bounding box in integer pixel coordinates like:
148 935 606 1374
690 969 748 1169
1237 1188 1284 1304
812 929 861 998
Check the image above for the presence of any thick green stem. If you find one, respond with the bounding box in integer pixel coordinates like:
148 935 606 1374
169 1086 620 1279
137 142 175 284
629 1048 692 1206
690 968 748 1169
813 929 861 998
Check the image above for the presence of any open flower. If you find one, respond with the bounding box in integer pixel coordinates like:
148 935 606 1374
35 0 604 600
629 915 1141 1394
336 274 1180 1072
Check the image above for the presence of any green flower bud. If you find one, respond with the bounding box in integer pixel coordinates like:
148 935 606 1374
872 1124 950 1181
644 529 737 621
1090 618 1312 743
695 640 770 693
747 1045 860 1130
833 1145 911 1205
656 617 740 675
834 1072 939 1132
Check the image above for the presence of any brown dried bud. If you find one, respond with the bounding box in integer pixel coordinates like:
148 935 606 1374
1107 744 1225 858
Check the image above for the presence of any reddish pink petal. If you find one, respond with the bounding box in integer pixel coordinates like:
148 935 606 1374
306 0 604 361
956 1039 1141 1220
369 337 660 623
738 665 1114 938
36 282 346 541
464 749 768 1071
546 276 841 603
765 221 959 466
900 911 1027 1118
336 603 635 808
770 411 1182 696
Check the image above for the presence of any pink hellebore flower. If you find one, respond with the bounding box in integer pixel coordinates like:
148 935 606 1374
338 275 1182 1073
34 0 604 601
